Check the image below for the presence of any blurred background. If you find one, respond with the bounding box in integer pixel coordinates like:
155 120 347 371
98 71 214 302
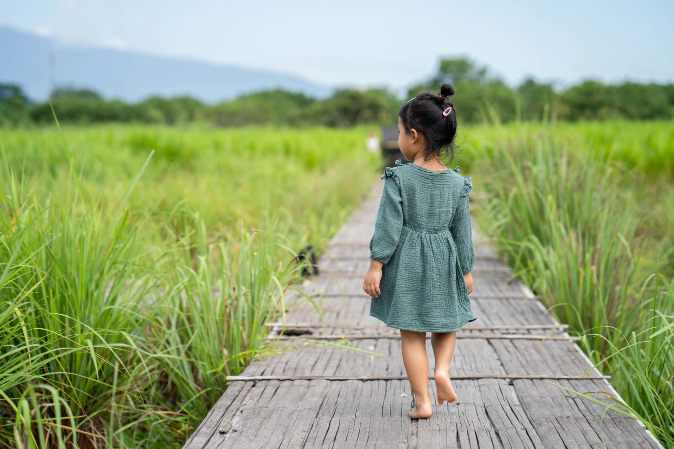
1 0 673 126
1 1 673 448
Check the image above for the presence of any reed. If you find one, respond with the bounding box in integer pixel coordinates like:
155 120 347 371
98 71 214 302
470 122 674 446
0 124 377 447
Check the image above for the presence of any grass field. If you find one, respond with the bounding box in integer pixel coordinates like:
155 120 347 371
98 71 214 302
1 121 673 447
0 125 380 447
462 120 674 446
0 125 381 250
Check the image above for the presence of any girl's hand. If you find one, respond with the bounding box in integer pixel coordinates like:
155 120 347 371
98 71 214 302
464 273 473 295
363 260 384 297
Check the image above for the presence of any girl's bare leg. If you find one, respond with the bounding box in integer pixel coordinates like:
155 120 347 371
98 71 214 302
400 329 432 419
431 332 458 404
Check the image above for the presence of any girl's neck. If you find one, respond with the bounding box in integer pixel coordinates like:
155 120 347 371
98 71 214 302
413 152 447 171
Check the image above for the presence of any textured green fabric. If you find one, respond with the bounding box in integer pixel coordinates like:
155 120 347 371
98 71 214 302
369 161 477 332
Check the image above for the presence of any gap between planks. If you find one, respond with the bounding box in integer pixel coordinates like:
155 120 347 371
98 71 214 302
273 333 579 341
267 323 567 330
317 273 514 280
291 293 540 300
226 374 609 382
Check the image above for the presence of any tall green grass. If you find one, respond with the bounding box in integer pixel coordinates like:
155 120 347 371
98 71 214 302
0 126 378 447
1 151 172 446
457 120 674 275
470 122 674 446
0 125 380 252
3 120 672 446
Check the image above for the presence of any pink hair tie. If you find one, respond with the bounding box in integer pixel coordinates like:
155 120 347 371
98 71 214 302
443 107 452 117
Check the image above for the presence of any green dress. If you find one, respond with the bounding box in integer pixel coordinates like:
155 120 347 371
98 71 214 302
369 160 477 333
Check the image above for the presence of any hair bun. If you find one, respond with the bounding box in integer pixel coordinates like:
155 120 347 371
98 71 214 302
439 83 456 98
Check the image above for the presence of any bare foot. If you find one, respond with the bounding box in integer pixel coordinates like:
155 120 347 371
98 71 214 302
408 399 433 419
435 369 458 405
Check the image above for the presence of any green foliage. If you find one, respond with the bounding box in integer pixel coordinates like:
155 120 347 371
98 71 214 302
205 89 316 126
557 80 672 121
476 129 641 340
0 124 380 447
137 95 205 125
1 120 673 446
0 125 381 246
0 83 30 125
466 122 674 446
456 120 674 177
517 78 556 121
455 79 519 124
413 57 674 123
3 62 674 128
433 57 488 85
615 82 672 120
30 88 145 124
313 88 400 127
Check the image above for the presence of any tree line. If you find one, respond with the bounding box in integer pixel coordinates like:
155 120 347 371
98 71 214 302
2 58 673 127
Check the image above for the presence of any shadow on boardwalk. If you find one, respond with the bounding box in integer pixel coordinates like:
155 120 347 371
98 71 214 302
184 181 662 449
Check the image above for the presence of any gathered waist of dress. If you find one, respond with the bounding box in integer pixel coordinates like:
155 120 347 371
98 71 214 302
401 224 452 235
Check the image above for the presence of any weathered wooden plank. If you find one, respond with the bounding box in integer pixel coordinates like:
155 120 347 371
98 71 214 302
270 323 566 331
302 382 343 448
453 380 499 448
230 336 512 380
277 380 331 448
318 257 511 277
479 379 545 448
287 276 529 301
512 379 661 449
214 381 281 448
183 381 254 449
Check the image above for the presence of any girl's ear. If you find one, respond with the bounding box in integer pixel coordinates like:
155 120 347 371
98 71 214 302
410 129 418 141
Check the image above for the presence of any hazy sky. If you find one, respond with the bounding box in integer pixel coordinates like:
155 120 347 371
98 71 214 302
1 0 673 90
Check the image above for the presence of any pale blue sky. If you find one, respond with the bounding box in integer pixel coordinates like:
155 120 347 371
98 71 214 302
1 0 672 90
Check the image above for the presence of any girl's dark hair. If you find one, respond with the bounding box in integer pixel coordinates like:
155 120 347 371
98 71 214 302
399 83 457 161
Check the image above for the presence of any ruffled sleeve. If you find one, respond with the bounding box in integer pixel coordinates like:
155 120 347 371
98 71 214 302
381 166 395 179
461 177 472 196
380 160 404 179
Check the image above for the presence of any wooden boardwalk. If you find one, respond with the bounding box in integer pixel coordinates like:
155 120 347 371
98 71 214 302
185 182 662 449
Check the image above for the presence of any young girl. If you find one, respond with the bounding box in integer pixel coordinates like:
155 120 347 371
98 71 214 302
363 83 475 419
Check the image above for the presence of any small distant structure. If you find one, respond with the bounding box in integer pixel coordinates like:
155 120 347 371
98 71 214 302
380 126 407 167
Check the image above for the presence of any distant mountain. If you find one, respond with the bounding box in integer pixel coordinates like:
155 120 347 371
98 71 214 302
0 26 331 102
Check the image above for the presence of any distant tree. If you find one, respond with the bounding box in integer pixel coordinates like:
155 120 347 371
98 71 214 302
0 84 28 103
137 96 204 125
664 84 674 118
517 78 557 121
449 79 518 124
0 83 30 125
317 88 400 127
614 82 671 120
559 80 617 121
11 69 674 127
408 58 488 99
407 58 520 124
432 58 488 86
663 84 674 106
31 87 148 124
206 89 317 127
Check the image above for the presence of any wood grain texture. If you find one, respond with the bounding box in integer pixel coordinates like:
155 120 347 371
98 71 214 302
184 180 662 449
